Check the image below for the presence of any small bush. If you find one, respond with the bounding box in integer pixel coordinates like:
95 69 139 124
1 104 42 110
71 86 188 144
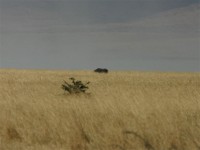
62 77 90 94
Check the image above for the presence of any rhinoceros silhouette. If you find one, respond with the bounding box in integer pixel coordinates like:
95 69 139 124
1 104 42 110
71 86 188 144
94 68 108 73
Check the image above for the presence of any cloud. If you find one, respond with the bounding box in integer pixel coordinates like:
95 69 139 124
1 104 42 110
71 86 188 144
100 3 200 34
131 3 200 29
1 0 199 34
0 0 198 1
0 1 199 71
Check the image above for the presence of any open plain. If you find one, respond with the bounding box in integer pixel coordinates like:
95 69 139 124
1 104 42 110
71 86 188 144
0 69 199 150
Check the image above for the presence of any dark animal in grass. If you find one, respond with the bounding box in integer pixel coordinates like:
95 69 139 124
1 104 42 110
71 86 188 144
94 68 108 73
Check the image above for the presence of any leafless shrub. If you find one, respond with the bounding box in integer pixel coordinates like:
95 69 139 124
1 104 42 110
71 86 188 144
62 77 90 94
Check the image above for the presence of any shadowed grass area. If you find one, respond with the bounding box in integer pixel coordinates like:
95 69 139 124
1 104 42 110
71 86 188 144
0 69 199 150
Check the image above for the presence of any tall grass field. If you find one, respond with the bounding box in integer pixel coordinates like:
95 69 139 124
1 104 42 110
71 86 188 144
0 69 199 150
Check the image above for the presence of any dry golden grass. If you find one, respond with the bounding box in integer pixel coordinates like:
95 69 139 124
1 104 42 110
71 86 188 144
0 69 199 150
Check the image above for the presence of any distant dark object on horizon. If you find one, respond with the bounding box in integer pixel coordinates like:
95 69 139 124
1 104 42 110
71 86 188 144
94 68 109 73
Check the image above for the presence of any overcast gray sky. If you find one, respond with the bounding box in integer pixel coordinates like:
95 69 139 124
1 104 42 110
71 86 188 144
0 0 199 71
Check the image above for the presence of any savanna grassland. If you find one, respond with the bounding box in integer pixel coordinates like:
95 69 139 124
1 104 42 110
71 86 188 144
0 69 199 150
